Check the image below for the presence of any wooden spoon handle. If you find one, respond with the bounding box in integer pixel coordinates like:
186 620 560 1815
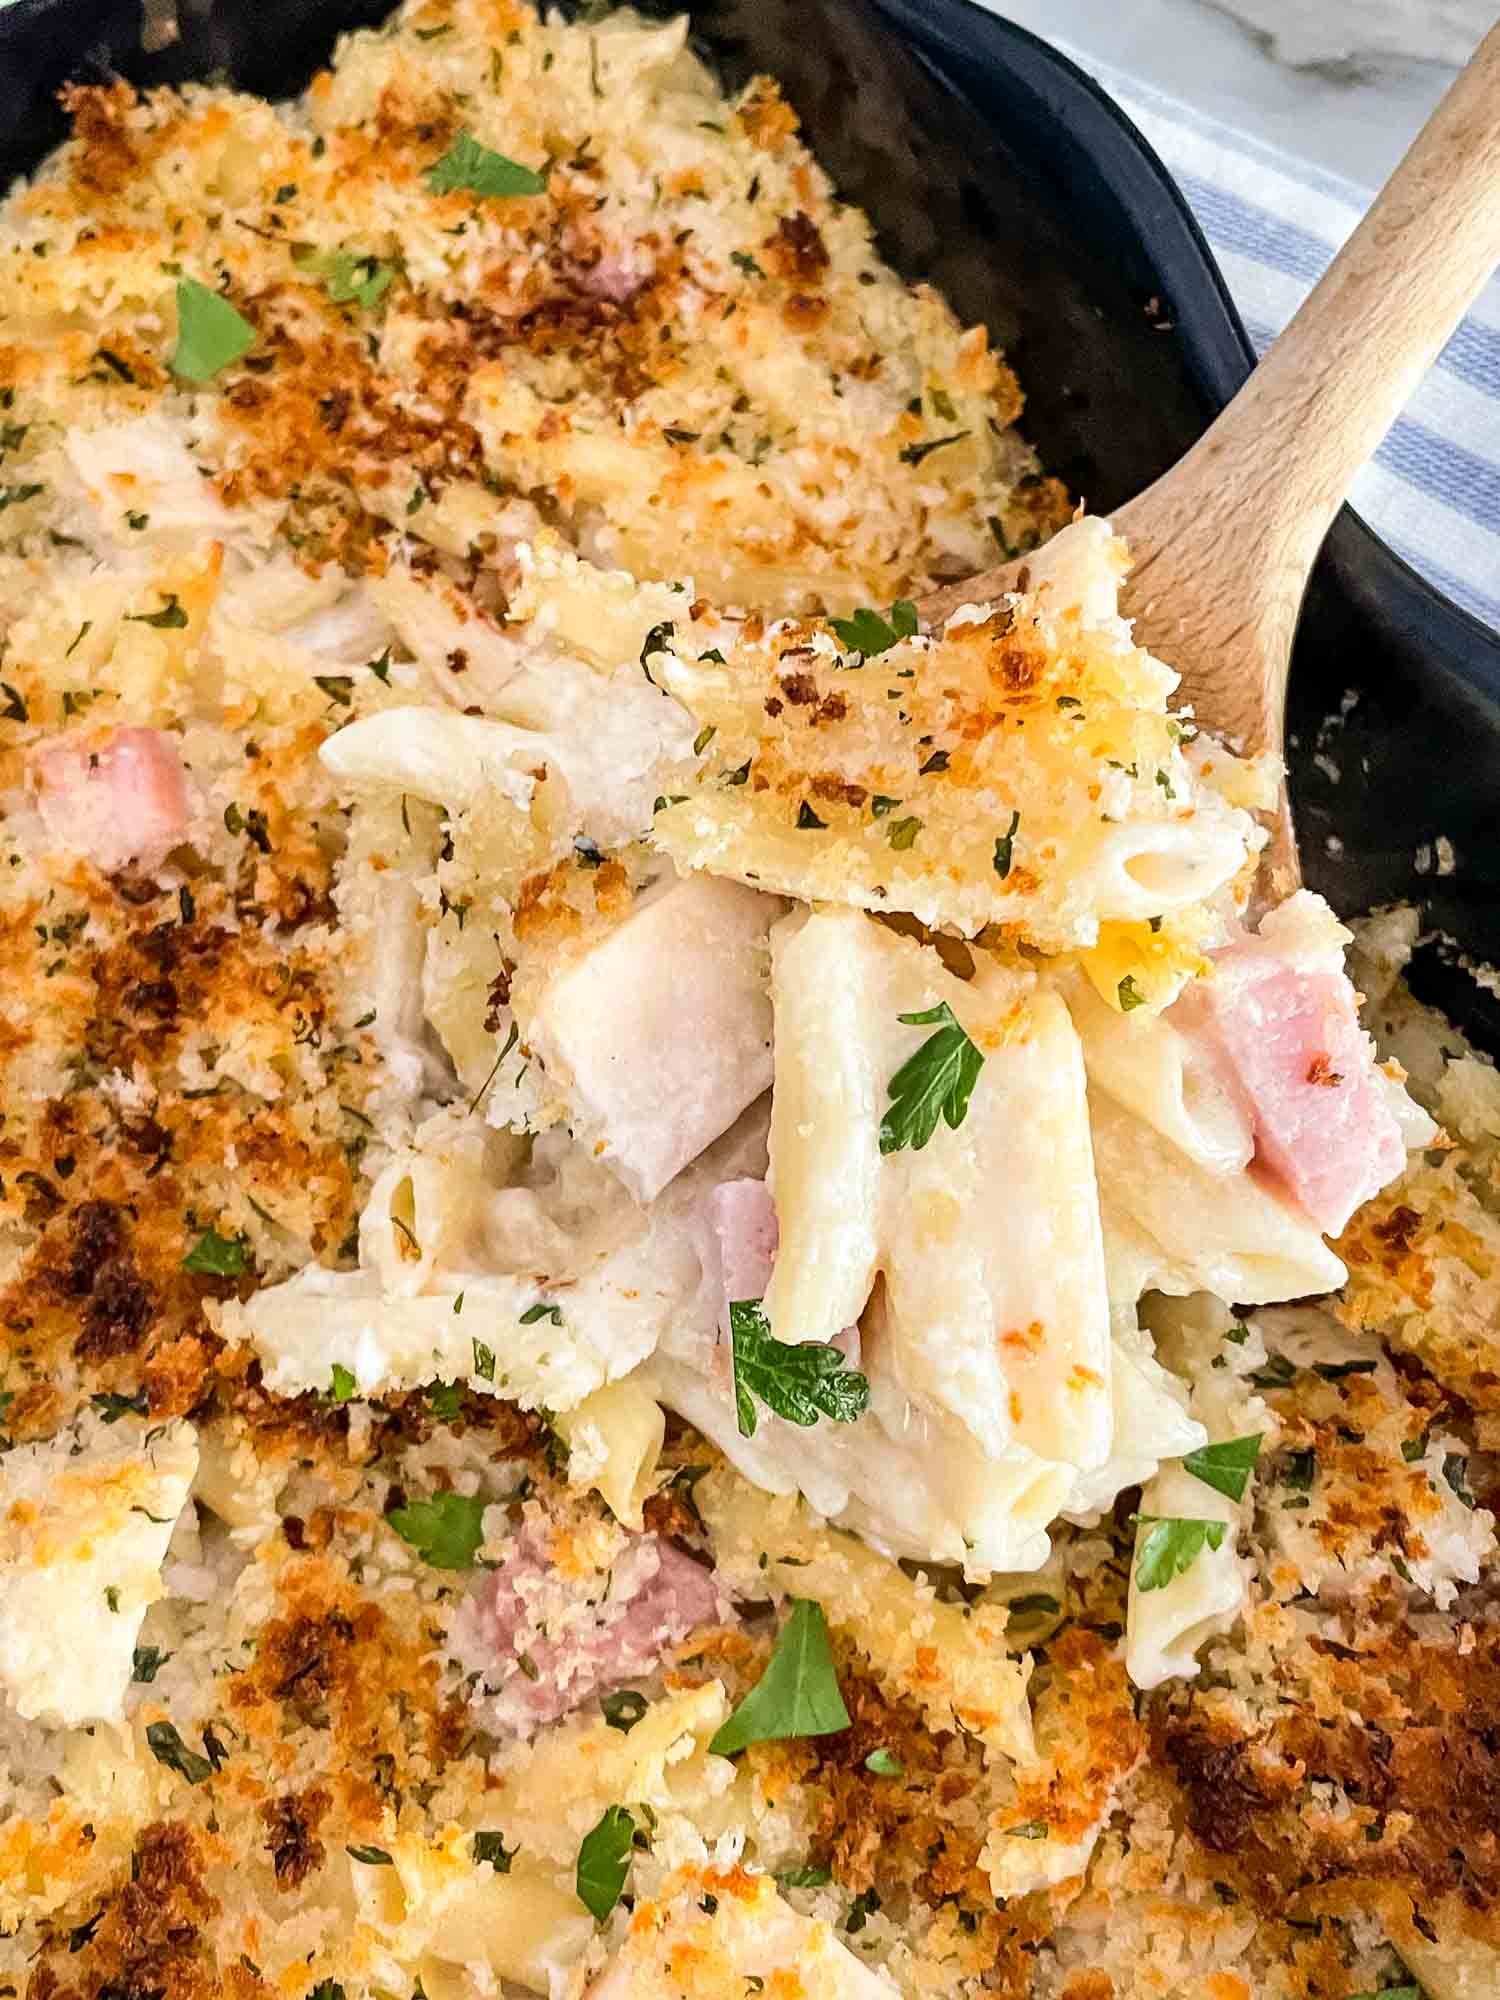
1121 17 1500 589
925 22 1500 681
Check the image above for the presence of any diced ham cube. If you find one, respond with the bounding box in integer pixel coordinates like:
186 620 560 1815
33 727 191 875
707 1177 779 1331
1174 935 1406 1236
453 1527 723 1737
703 1175 861 1365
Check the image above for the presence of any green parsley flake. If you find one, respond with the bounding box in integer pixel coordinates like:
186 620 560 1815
386 1491 486 1570
729 1297 870 1439
601 1688 649 1733
777 1865 833 1890
829 600 917 657
879 1002 984 1155
93 1390 148 1423
1181 1433 1263 1504
182 1229 249 1278
519 1300 563 1326
146 1720 215 1785
295 247 398 313
993 808 1020 881
472 1337 496 1382
576 1805 640 1921
170 278 255 381
426 1379 464 1424
132 1644 172 1684
898 430 969 465
473 1830 516 1871
346 1844 393 1866
1116 974 1146 1012
329 1362 357 1404
128 593 190 630
887 815 923 851
864 1747 904 1777
710 1599 849 1755
428 130 547 198
1134 1516 1228 1593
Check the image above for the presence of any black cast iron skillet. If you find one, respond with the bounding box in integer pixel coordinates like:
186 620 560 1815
4 0 1499 1035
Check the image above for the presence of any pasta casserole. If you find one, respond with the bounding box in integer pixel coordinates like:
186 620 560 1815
0 7 1497 1999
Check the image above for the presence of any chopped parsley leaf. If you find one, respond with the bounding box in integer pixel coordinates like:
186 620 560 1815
576 1805 640 1921
777 1865 833 1890
182 1229 249 1278
601 1688 648 1733
386 1491 486 1570
127 592 189 630
1444 1453 1476 1510
829 600 917 657
295 247 398 313
729 1297 870 1439
879 1002 984 1154
993 808 1020 880
1181 1433 1263 1504
428 130 547 198
170 278 255 381
519 1300 563 1325
710 1598 849 1754
146 1720 215 1784
898 430 969 465
1134 1516 1228 1593
92 1389 149 1423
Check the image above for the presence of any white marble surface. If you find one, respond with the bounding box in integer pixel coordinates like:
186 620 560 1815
980 0 1485 190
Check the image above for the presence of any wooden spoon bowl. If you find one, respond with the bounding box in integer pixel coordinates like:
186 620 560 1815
924 22 1500 896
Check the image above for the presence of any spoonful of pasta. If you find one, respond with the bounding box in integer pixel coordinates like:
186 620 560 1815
921 21 1500 898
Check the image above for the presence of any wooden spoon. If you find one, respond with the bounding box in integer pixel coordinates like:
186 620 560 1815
923 21 1500 897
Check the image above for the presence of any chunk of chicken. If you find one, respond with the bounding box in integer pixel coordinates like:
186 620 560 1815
517 875 782 1202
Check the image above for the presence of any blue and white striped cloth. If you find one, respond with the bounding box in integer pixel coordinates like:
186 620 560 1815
1070 57 1500 633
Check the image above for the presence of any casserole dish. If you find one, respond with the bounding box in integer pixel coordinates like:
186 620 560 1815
3 0 1497 1016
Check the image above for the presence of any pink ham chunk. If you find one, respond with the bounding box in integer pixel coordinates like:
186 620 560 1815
453 1527 724 1737
34 727 191 875
705 1177 861 1364
708 1177 780 1333
1176 943 1405 1235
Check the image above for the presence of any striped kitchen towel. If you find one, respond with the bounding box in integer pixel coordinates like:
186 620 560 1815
1068 55 1500 633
